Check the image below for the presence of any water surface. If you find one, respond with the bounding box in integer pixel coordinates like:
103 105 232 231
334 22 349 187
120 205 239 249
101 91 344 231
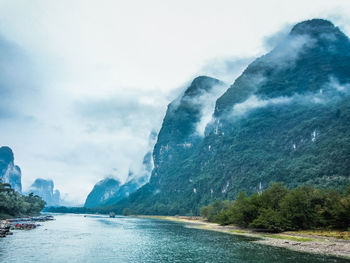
0 214 348 262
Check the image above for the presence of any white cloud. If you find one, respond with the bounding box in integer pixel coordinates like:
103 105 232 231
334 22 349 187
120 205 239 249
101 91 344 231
231 95 292 117
327 76 350 92
194 83 228 136
264 34 316 69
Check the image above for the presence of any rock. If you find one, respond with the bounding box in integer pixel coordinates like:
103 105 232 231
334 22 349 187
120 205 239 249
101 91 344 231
27 178 61 206
0 146 22 193
0 220 12 237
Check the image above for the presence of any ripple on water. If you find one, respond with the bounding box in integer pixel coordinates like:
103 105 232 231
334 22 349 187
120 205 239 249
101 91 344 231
0 214 348 263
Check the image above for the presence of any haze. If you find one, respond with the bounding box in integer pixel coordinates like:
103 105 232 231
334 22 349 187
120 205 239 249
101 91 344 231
0 0 349 204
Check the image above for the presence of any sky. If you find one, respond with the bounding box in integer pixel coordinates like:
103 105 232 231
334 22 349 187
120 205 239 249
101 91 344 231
0 0 349 205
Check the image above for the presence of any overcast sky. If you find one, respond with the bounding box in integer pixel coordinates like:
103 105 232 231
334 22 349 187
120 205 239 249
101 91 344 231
0 0 349 205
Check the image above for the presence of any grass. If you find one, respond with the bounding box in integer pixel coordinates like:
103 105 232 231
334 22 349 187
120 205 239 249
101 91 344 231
262 234 316 242
229 229 246 234
287 230 350 240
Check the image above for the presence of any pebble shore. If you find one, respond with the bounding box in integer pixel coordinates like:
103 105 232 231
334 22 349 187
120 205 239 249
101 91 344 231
255 238 350 259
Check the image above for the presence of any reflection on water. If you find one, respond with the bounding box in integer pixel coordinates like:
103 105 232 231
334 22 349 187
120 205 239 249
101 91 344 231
0 214 347 263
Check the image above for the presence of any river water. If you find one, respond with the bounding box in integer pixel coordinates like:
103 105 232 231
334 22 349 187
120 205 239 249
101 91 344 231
0 214 348 263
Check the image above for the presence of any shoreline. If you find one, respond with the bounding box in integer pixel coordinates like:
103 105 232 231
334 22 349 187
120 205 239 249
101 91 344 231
0 220 11 238
0 215 54 237
137 215 350 259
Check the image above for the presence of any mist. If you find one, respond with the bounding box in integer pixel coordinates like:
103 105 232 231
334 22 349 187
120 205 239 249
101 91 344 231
1 1 350 204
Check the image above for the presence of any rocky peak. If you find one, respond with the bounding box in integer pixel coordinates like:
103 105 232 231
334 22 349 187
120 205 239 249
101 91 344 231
31 178 54 190
290 19 338 37
183 76 223 97
0 146 14 164
28 178 60 206
0 146 22 193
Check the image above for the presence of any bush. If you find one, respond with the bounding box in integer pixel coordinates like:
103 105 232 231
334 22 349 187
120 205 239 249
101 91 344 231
200 200 231 222
201 182 350 232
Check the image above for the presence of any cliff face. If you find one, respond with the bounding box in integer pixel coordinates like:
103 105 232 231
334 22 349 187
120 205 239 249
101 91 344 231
0 146 22 193
150 76 226 187
112 19 350 215
28 178 60 206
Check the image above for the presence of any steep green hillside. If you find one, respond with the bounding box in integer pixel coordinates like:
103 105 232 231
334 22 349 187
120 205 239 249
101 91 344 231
151 76 226 186
112 19 350 215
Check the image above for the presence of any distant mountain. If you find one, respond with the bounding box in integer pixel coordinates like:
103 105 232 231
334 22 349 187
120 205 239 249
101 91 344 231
84 151 155 208
0 146 22 193
84 177 121 208
28 178 60 206
112 19 350 215
84 130 157 208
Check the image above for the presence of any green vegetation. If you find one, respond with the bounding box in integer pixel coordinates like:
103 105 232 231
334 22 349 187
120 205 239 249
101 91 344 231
200 200 231 222
261 234 316 242
0 180 45 219
201 183 350 233
287 230 350 240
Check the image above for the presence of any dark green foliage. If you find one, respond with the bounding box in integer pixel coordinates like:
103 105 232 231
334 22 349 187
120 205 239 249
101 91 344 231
279 186 325 229
122 208 136 216
200 200 231 222
202 183 350 232
0 180 45 219
216 192 261 227
249 208 288 233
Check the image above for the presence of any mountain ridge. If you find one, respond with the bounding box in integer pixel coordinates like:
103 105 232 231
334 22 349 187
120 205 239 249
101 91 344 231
106 19 350 215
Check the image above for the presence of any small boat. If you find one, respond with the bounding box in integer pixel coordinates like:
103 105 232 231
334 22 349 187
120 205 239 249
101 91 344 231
109 212 115 218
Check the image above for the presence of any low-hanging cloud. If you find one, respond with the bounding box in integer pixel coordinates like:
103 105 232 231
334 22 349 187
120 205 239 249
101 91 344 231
200 57 254 84
263 33 316 69
76 90 167 133
232 95 292 116
192 83 228 137
326 76 350 93
262 24 293 51
224 77 350 121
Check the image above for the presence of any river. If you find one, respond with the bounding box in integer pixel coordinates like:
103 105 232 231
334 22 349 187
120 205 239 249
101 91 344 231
0 214 348 262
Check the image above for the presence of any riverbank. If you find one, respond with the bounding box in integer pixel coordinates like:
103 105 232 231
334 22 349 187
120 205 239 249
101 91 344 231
0 215 55 238
0 220 12 237
138 216 350 259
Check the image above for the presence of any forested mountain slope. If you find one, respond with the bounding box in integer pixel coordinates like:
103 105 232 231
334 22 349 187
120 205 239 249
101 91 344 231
113 19 350 215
